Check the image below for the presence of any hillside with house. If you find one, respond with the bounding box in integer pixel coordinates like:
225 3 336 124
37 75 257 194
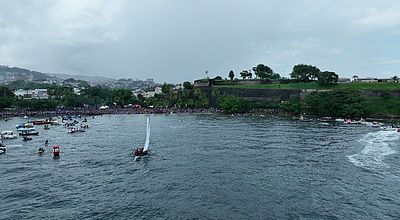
0 65 57 84
0 65 159 91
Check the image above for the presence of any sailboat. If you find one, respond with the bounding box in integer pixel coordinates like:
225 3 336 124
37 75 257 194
133 117 151 161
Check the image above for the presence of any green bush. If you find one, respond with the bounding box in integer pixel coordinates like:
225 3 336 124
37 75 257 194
218 95 249 114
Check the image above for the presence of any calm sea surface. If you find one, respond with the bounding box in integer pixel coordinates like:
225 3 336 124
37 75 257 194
1 114 400 219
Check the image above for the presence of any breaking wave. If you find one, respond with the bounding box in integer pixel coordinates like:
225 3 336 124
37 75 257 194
348 130 399 169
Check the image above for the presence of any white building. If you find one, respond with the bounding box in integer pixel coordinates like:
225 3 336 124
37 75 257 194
14 89 49 99
132 87 163 98
154 87 162 95
73 88 81 95
143 91 156 98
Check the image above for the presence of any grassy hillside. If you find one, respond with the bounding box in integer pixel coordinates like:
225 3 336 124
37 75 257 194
214 82 400 90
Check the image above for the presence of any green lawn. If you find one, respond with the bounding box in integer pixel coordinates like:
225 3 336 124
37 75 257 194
214 82 400 90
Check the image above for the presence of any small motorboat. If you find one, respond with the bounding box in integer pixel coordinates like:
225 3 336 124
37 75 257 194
30 120 51 125
345 119 361 124
16 123 34 130
1 131 17 139
38 148 45 154
19 130 39 136
372 122 381 128
0 142 6 154
17 127 35 132
68 128 86 133
0 147 6 154
299 115 311 122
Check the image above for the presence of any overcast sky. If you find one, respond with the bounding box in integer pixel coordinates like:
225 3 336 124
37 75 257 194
0 0 399 83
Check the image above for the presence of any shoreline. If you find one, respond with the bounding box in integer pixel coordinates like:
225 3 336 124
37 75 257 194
0 107 221 118
0 107 399 122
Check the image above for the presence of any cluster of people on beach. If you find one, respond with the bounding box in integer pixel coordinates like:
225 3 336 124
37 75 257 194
0 107 220 119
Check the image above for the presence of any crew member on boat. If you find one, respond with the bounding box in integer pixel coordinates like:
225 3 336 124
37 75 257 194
133 148 148 156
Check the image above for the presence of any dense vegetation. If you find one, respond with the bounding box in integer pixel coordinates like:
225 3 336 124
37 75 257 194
218 95 250 114
0 81 209 111
145 83 208 109
0 85 141 111
214 88 400 117
304 90 400 117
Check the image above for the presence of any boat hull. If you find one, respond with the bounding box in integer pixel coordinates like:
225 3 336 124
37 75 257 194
19 131 39 136
32 121 51 125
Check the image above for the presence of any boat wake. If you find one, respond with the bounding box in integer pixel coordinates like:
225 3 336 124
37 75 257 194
348 130 399 169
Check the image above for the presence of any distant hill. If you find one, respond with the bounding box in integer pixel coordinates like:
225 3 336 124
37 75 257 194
49 73 115 85
0 65 57 83
0 65 158 90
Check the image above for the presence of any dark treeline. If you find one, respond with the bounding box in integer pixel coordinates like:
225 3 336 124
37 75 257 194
224 63 340 85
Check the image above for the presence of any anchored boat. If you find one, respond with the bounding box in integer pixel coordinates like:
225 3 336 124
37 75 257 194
1 131 17 139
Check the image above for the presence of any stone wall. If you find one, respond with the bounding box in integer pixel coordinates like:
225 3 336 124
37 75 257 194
215 87 301 102
202 87 400 107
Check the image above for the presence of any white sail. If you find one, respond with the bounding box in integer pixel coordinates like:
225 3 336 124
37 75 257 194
143 117 150 151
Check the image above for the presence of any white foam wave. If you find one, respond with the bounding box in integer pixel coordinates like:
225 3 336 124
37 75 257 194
348 130 399 169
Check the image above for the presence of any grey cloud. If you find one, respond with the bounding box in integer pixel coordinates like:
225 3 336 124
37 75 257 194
0 0 399 82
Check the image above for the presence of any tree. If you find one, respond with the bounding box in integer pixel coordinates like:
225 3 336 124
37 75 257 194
392 76 398 83
240 70 249 79
280 98 301 114
183 81 193 90
252 64 274 80
271 73 281 80
161 83 172 94
112 89 135 107
218 95 249 114
228 70 234 80
317 71 339 85
0 86 14 109
248 71 253 79
290 64 321 83
304 90 367 118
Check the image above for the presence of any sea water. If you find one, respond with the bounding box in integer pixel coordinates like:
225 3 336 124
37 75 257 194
0 114 399 219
